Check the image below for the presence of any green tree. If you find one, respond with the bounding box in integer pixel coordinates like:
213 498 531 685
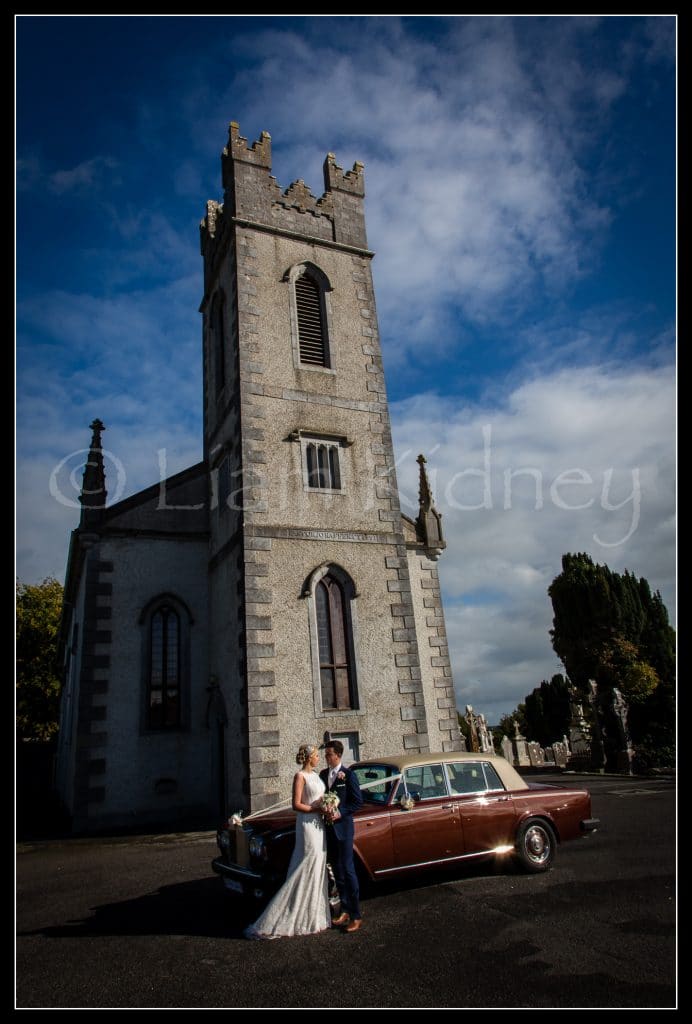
524 674 572 747
16 577 64 740
549 553 675 692
597 636 659 704
548 553 675 766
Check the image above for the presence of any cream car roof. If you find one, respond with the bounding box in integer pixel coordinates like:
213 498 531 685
354 751 529 791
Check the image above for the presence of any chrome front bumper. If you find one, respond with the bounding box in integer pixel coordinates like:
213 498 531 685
211 856 273 899
580 817 600 832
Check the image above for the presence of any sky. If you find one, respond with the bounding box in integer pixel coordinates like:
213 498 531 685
16 15 676 726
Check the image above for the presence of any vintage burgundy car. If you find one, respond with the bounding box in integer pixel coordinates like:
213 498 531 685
212 752 599 901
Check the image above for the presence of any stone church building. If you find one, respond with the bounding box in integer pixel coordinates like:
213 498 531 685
55 123 462 832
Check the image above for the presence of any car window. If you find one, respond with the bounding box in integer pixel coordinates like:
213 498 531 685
445 762 488 795
402 764 447 800
481 762 505 791
352 764 399 804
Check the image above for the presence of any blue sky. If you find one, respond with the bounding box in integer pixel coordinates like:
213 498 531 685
16 15 676 725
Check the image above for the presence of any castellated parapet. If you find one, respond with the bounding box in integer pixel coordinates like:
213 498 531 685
202 122 368 271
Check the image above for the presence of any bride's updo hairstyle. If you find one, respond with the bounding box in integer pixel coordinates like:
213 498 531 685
296 743 317 767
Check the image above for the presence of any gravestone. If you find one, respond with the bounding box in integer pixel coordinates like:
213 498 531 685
586 679 606 770
611 688 634 775
500 735 514 764
465 705 480 753
567 683 592 769
476 712 495 753
552 742 568 768
528 741 545 767
512 720 531 767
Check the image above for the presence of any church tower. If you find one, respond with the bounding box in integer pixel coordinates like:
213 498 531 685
200 124 462 813
55 122 462 833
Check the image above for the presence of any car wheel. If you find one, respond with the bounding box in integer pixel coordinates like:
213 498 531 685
514 819 555 873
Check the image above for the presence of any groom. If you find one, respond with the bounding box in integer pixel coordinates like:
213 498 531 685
320 740 364 932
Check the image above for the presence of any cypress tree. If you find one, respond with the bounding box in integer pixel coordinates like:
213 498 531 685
548 553 675 765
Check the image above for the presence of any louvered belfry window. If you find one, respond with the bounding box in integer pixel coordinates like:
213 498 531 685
296 273 329 367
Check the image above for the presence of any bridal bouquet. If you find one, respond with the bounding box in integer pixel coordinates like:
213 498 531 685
322 791 340 823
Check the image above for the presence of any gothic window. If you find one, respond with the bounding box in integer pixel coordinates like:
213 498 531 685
296 273 328 367
212 291 226 395
315 575 355 710
148 605 180 729
304 440 341 490
140 594 193 732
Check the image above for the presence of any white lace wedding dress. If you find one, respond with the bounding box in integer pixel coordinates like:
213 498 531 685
244 770 331 940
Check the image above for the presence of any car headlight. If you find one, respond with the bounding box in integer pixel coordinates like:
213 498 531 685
249 836 266 860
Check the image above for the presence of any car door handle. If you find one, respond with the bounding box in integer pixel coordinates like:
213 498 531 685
442 804 455 809
494 796 510 802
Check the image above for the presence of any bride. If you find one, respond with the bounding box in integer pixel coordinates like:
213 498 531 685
244 744 331 940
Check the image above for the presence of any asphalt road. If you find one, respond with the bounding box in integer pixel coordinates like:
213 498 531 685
16 773 676 1009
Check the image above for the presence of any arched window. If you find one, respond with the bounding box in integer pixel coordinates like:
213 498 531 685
295 273 328 367
285 262 333 371
148 604 181 729
315 574 355 710
139 594 193 732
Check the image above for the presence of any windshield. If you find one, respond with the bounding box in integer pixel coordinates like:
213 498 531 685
351 764 400 804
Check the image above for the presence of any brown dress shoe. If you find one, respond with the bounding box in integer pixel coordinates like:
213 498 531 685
331 912 350 927
344 918 362 933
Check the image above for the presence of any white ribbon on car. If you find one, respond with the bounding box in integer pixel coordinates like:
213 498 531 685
228 773 406 827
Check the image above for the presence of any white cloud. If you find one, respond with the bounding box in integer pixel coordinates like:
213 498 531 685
49 156 119 194
17 154 119 194
390 359 676 723
93 19 666 357
18 274 201 412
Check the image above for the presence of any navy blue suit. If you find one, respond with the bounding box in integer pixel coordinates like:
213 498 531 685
320 765 363 920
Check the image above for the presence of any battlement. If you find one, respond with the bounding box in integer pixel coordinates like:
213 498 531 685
274 178 335 219
226 121 272 168
323 153 365 197
206 121 368 253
